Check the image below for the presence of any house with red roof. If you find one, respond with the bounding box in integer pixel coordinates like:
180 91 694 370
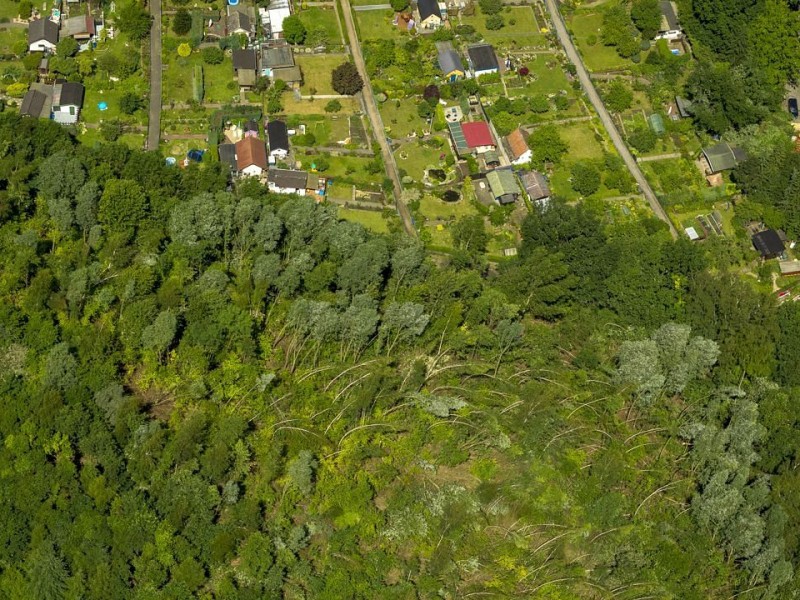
449 120 495 156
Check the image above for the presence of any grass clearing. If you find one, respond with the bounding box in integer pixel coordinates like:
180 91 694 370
0 27 25 54
296 154 383 185
298 7 342 44
163 50 237 105
380 99 421 138
419 195 478 221
394 140 449 180
460 6 546 48
355 9 404 41
568 12 631 72
0 0 20 19
284 94 360 115
338 207 390 233
296 54 346 96
560 121 606 161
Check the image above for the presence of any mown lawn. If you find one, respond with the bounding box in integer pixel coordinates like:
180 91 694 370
394 140 449 181
380 99 421 138
296 54 345 95
338 207 390 233
296 154 384 185
355 9 403 41
298 7 342 45
568 11 631 71
78 128 146 150
418 194 478 221
284 95 360 115
0 27 25 54
460 6 546 48
560 121 606 161
0 0 20 19
163 51 237 105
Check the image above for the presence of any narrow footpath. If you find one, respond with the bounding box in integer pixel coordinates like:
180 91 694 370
147 0 162 151
339 0 417 237
542 0 678 238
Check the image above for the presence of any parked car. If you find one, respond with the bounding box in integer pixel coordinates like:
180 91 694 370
789 97 798 119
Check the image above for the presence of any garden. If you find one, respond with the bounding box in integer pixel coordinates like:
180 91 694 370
355 9 404 41
381 98 424 139
296 54 346 96
162 43 237 105
394 138 453 182
459 6 546 48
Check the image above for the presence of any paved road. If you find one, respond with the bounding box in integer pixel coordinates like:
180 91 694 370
542 0 678 238
340 0 416 237
147 0 162 151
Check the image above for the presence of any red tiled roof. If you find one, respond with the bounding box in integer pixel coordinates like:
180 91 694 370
235 136 268 170
506 128 529 160
462 121 494 148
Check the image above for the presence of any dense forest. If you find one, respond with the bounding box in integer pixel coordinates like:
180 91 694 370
1 112 800 599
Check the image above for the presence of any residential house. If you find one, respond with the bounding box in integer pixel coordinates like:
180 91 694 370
51 81 84 124
655 0 682 40
218 142 238 172
436 41 464 82
20 85 52 119
232 49 258 88
268 168 310 195
416 0 443 30
448 120 495 156
261 43 303 86
228 5 256 39
486 169 521 205
505 128 531 166
306 172 326 198
267 120 289 161
752 229 785 260
700 142 746 175
467 44 498 77
235 136 268 177
61 14 96 44
28 18 59 52
518 170 550 204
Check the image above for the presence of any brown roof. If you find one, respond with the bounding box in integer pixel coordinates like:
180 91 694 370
235 136 268 171
506 128 529 161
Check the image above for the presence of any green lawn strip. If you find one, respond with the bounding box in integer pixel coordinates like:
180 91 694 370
0 27 25 54
77 128 146 150
296 54 343 95
163 49 237 105
162 107 215 135
298 7 341 43
460 6 545 47
81 74 148 126
355 9 403 41
0 0 20 19
296 154 383 185
418 194 479 222
559 121 606 161
337 207 389 233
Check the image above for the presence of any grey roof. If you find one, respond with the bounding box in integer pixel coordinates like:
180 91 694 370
28 18 59 45
519 170 550 200
54 82 84 107
436 42 464 75
268 168 309 189
271 66 302 83
267 120 289 152
659 1 679 31
262 45 294 69
702 142 740 173
232 49 258 70
467 44 498 73
20 90 48 118
218 143 237 170
228 7 252 33
417 0 442 21
675 96 693 118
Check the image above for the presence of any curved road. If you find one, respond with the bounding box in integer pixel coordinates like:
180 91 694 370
147 0 162 151
339 0 417 237
542 0 678 238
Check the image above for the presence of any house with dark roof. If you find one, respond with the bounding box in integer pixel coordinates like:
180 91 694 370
752 229 785 260
232 49 258 87
261 44 294 74
656 0 681 40
52 81 84 124
235 136 268 176
20 87 52 119
416 0 443 29
701 142 746 175
486 169 520 205
228 5 256 38
505 128 531 165
267 120 289 160
218 143 238 171
28 18 59 52
268 169 310 195
436 41 464 82
467 44 498 77
519 170 550 204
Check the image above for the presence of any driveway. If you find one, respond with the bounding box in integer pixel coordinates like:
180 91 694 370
147 0 162 151
543 0 678 238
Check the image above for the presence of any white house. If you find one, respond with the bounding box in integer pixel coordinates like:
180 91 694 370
505 128 531 166
235 136 268 177
28 18 59 52
268 169 308 195
51 82 84 124
267 120 289 161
